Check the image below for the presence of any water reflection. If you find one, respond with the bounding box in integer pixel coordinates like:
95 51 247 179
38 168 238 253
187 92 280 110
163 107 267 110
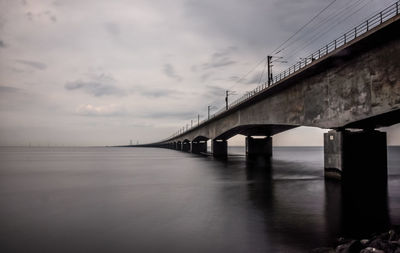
0 147 396 253
220 152 391 250
325 168 390 239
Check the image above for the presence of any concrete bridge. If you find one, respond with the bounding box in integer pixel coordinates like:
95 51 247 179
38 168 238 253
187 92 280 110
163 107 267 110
137 3 400 181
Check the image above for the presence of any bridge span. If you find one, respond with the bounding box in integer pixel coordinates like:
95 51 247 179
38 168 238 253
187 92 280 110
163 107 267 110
137 3 400 181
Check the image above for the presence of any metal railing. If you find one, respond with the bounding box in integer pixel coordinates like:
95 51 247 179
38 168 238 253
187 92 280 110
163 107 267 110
165 1 399 142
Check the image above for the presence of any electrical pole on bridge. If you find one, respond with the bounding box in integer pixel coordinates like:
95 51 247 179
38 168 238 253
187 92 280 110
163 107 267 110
225 90 237 110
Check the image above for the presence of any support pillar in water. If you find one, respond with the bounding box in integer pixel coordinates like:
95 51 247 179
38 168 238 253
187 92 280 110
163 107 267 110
324 129 387 183
192 141 207 154
212 139 227 158
182 140 190 152
245 136 272 158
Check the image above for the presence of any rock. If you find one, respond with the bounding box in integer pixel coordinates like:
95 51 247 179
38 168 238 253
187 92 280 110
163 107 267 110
369 238 397 252
389 228 400 241
335 240 363 253
360 247 385 253
310 247 335 253
360 239 370 246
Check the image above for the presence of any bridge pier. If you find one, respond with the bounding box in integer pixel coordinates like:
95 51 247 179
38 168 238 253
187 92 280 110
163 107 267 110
182 141 190 152
245 136 272 158
212 140 227 158
192 141 207 154
324 129 387 184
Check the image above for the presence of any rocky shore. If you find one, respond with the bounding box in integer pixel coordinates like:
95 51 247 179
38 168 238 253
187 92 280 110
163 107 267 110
311 227 400 253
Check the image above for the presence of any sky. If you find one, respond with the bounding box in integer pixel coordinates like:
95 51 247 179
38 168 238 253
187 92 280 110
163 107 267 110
0 0 399 146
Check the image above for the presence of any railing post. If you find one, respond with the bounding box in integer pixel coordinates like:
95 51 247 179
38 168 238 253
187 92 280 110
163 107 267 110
344 33 347 44
380 12 383 24
366 20 369 31
334 39 337 49
318 49 320 58
326 44 328 54
354 27 357 38
397 2 399 15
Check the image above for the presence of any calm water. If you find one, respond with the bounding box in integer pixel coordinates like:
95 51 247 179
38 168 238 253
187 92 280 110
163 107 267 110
0 146 399 252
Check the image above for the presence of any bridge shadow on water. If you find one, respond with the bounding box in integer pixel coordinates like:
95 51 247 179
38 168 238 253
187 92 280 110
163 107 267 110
210 154 390 250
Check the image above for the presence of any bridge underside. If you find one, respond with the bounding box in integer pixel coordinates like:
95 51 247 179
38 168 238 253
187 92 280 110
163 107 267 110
214 124 297 140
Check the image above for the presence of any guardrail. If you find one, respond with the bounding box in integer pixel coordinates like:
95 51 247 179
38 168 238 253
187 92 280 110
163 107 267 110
164 1 399 142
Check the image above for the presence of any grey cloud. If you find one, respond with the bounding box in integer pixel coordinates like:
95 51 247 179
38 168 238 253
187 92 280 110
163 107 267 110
145 111 195 120
15 60 47 70
104 23 120 36
65 80 123 97
0 85 21 93
50 15 57 23
245 71 265 85
65 73 125 97
25 12 33 21
133 85 182 98
141 90 174 98
0 40 5 48
163 64 182 81
75 104 125 117
25 10 57 23
206 85 225 96
183 0 331 52
202 47 237 70
200 72 212 82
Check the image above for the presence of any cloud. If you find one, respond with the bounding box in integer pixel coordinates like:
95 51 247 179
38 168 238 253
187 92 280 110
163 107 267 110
104 22 120 36
163 64 182 81
145 110 195 120
0 40 5 48
141 89 174 98
202 47 237 70
15 60 47 70
245 71 265 85
75 104 125 116
206 85 225 97
65 73 124 97
0 85 20 93
65 80 123 97
25 10 57 23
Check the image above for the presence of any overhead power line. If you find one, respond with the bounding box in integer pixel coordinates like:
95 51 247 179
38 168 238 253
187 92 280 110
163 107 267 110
230 0 338 89
272 0 338 55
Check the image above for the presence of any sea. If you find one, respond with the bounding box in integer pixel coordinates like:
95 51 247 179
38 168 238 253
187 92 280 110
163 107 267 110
0 146 399 253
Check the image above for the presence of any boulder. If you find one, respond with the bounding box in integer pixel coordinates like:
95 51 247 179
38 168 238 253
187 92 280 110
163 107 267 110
360 247 385 253
335 240 363 253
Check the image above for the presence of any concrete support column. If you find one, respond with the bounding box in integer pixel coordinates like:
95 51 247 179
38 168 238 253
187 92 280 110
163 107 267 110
245 136 272 158
212 140 227 158
182 141 190 152
192 141 207 154
324 129 387 183
177 142 182 151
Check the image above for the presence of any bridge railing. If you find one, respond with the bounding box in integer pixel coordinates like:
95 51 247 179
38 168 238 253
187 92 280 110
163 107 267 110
165 1 399 142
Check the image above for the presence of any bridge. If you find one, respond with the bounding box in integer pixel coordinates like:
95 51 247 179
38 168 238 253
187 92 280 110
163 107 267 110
135 2 400 181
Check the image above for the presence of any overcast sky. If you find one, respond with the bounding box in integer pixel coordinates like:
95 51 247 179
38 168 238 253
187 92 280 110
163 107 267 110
0 0 399 146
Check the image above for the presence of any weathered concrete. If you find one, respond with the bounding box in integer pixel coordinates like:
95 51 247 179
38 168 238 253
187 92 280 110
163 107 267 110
212 140 227 158
159 17 400 145
246 136 272 158
139 16 399 182
324 130 387 183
